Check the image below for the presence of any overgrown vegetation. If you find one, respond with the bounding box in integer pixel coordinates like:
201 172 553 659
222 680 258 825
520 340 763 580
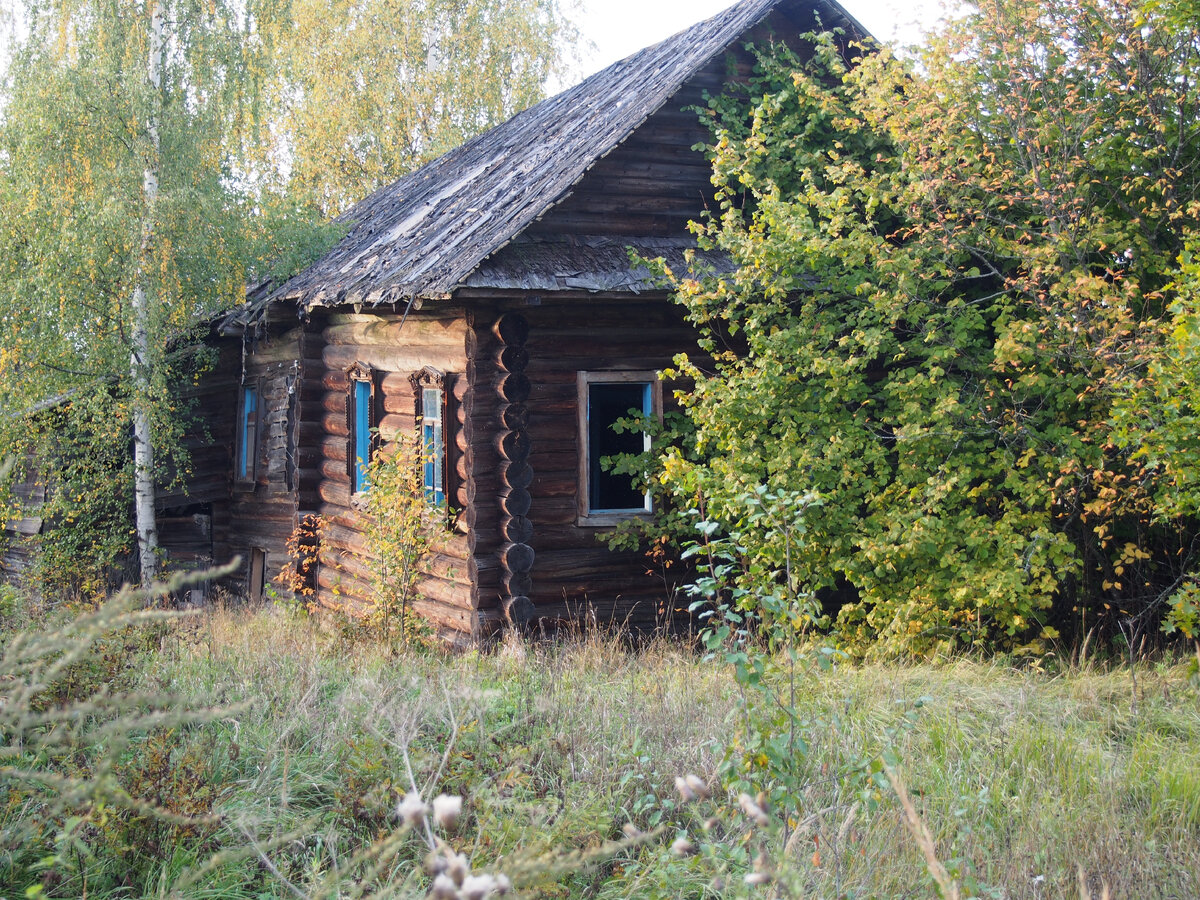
0 594 1196 898
640 0 1200 656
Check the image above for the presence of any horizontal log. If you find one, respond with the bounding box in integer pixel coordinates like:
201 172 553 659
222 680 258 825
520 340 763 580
377 413 410 442
498 373 530 403
300 421 329 444
315 569 475 631
323 370 350 391
321 458 351 484
318 479 353 510
504 572 533 597
501 404 530 432
497 431 531 462
323 340 464 376
501 488 532 518
245 339 303 367
324 318 463 348
452 376 469 402
496 345 529 373
323 392 348 416
503 515 533 545
323 413 350 438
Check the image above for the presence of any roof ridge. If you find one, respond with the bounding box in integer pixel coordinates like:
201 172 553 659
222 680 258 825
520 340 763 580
266 0 863 310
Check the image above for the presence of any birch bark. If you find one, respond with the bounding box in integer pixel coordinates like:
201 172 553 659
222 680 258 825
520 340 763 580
131 0 164 586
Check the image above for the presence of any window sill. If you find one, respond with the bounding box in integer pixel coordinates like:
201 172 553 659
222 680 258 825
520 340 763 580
577 511 653 528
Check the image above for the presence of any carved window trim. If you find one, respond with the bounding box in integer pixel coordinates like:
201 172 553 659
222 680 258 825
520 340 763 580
410 366 454 508
235 378 262 491
347 362 377 494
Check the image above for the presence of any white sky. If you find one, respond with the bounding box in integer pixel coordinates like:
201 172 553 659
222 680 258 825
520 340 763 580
568 0 950 83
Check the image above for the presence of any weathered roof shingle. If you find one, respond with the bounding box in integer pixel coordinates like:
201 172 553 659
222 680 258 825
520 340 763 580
264 0 865 312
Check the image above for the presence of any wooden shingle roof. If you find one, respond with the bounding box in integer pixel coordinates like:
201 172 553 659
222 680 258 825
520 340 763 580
269 0 866 311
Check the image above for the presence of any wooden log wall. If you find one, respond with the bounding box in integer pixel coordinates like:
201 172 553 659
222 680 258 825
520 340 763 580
492 313 537 628
221 324 304 593
488 297 704 631
155 340 239 586
311 308 483 638
464 310 506 635
0 464 45 593
156 321 310 597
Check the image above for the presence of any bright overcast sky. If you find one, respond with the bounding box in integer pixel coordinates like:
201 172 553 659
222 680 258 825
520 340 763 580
569 0 949 83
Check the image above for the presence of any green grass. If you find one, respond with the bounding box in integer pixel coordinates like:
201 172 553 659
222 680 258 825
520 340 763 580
1 600 1198 899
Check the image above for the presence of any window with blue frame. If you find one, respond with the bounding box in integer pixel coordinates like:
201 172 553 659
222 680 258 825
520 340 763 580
421 385 445 505
411 367 450 508
235 381 260 487
347 364 376 494
577 371 661 523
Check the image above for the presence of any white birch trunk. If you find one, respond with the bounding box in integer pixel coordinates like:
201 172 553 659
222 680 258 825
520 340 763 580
131 0 165 586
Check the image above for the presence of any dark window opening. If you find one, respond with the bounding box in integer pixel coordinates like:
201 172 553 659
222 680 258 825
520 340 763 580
587 382 651 514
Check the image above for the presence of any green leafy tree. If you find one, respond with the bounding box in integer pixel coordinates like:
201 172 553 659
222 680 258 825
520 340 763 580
0 0 577 589
252 0 579 217
0 0 292 585
660 0 1200 654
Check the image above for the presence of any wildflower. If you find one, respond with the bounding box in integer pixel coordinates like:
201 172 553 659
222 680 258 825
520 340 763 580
446 852 470 886
744 871 773 886
433 793 463 830
398 791 427 827
460 874 498 900
738 792 770 827
430 873 458 899
685 774 710 799
671 837 697 856
622 822 643 839
675 775 697 801
424 851 447 875
494 874 512 895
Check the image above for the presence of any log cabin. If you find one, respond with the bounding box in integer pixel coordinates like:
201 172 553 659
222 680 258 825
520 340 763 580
150 0 869 641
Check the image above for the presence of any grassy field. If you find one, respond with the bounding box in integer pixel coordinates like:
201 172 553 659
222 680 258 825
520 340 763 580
1 599 1198 899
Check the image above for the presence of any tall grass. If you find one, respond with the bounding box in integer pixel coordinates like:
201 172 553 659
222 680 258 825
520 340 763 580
1 598 1197 898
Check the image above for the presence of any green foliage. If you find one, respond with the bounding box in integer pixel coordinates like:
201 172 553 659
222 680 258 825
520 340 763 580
657 2 1200 654
360 438 438 649
249 0 578 218
0 571 231 896
3 594 1199 897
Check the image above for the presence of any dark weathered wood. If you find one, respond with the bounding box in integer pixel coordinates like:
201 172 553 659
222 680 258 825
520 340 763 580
503 516 534 545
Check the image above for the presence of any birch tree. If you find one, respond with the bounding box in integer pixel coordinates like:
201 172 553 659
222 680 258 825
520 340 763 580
0 0 283 587
0 0 577 589
256 0 578 217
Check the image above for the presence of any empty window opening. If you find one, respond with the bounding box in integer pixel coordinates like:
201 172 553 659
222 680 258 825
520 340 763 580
578 371 660 523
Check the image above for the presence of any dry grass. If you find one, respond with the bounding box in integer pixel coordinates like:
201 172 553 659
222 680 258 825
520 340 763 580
3 599 1197 898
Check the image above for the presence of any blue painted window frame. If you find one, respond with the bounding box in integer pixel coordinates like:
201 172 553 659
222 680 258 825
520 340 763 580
236 382 260 487
348 364 375 494
421 385 445 506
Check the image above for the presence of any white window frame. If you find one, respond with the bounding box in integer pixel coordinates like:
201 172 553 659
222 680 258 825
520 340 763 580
577 370 662 527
